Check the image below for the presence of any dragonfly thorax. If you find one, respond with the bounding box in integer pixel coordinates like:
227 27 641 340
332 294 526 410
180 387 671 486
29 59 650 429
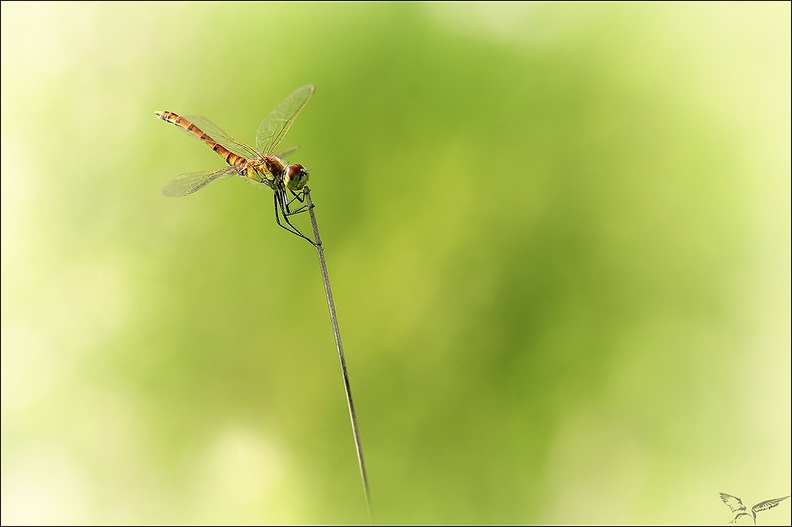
285 163 309 191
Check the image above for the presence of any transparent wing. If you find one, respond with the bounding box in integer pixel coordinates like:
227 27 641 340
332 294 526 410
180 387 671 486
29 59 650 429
274 145 299 159
752 496 790 513
161 166 237 197
720 493 746 513
256 85 315 155
183 115 260 159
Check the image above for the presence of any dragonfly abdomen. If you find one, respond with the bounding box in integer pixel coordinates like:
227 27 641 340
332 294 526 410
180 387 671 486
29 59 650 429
155 111 247 167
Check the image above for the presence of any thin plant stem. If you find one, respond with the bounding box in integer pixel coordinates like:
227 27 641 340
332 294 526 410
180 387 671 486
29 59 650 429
304 186 372 522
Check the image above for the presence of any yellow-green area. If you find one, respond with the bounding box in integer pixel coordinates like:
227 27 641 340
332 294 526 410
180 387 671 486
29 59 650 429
2 2 789 525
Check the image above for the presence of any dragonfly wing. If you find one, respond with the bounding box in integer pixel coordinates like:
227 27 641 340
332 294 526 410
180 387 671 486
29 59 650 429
274 145 300 159
256 85 314 155
162 166 237 197
183 115 260 159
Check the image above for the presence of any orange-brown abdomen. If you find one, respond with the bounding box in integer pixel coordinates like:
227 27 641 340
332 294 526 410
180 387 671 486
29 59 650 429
155 111 247 167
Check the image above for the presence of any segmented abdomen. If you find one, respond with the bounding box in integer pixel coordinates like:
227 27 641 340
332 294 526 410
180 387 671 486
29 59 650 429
155 111 247 167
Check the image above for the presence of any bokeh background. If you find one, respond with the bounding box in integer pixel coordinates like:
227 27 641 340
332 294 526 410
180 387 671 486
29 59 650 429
2 2 790 525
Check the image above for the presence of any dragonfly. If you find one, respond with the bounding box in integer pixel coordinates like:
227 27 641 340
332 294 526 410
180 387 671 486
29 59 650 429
156 84 316 244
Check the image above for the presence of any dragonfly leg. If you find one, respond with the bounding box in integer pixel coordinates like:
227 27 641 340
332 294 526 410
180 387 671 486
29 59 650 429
285 189 309 215
274 191 315 245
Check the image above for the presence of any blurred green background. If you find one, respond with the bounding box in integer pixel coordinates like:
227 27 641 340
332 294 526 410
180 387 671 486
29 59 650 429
2 2 790 525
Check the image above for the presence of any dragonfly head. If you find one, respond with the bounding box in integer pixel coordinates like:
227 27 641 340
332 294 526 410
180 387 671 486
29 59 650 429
285 163 309 191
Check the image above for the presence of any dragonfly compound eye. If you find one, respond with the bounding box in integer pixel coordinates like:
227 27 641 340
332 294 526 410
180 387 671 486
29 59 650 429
285 163 309 190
